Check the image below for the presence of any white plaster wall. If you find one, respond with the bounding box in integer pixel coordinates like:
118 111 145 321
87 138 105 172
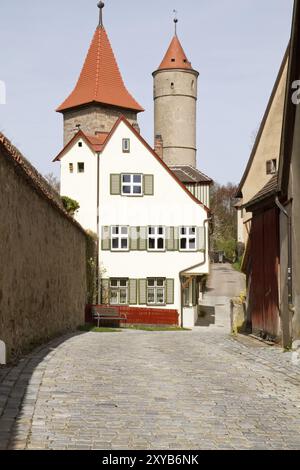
99 121 209 313
60 139 98 233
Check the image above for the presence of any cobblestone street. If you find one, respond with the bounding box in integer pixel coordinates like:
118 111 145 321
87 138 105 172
1 324 300 450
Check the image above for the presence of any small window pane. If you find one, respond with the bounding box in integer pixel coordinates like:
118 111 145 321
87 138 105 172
157 238 164 250
147 290 155 303
181 238 187 250
120 289 127 304
190 239 196 249
112 238 119 249
112 227 119 235
181 227 186 235
123 175 131 183
148 279 155 287
149 238 155 250
121 239 128 250
133 186 142 194
157 289 164 304
110 290 118 304
157 279 164 287
133 175 141 183
110 280 118 287
123 186 131 194
120 279 127 287
189 227 196 235
149 227 155 235
121 227 128 235
78 163 85 173
158 227 164 235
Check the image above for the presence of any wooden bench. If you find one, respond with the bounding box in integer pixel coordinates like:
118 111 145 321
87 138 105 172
91 306 127 328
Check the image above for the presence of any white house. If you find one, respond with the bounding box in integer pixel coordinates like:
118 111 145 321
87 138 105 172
54 3 212 327
55 117 210 327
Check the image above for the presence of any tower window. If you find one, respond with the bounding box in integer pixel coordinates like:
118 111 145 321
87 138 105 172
78 142 83 148
171 82 175 89
171 58 175 62
122 138 130 153
191 80 195 89
266 159 277 175
78 162 85 173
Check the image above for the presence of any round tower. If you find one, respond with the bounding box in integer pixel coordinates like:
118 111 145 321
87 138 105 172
153 27 199 168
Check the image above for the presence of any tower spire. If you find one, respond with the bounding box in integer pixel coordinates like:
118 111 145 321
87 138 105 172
98 1 105 28
173 9 178 36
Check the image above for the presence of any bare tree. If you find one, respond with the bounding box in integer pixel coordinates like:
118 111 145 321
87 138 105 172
44 173 60 193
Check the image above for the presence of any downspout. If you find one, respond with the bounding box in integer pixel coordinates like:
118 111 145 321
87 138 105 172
179 217 212 327
275 197 294 312
96 151 101 305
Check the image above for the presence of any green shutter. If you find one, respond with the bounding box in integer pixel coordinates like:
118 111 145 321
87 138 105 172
198 227 205 251
129 279 138 305
139 227 147 250
166 279 174 305
144 175 154 196
101 279 110 305
174 227 179 251
130 227 139 251
110 174 121 195
166 227 175 251
192 278 197 306
101 226 110 251
139 279 147 305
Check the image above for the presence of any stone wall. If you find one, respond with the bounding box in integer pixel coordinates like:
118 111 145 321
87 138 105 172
0 134 88 360
62 104 138 145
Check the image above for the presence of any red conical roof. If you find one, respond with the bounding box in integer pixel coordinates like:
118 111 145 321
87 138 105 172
158 35 192 70
57 26 144 113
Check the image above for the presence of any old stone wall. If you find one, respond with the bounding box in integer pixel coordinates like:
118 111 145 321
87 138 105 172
62 104 138 145
0 135 87 360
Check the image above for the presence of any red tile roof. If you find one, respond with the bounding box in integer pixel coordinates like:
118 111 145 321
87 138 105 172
158 35 193 71
53 130 109 162
57 26 144 113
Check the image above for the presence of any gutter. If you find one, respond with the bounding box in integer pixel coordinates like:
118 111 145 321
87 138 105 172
179 218 212 327
275 197 294 313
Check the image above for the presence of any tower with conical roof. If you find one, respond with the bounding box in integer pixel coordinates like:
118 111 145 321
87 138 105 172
57 2 144 145
153 18 199 168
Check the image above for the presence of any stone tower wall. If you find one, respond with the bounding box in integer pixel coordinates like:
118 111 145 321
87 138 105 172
62 104 138 146
153 69 198 167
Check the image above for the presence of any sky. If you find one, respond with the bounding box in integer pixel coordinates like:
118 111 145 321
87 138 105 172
0 0 294 185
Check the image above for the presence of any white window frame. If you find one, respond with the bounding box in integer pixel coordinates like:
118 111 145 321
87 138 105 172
147 278 166 306
122 138 130 153
111 226 129 251
110 279 128 305
179 226 197 251
147 226 165 251
121 174 143 196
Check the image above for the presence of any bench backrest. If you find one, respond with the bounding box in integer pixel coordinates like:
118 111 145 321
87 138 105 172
91 306 119 316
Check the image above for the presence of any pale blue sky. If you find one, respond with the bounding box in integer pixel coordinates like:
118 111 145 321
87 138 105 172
0 0 294 184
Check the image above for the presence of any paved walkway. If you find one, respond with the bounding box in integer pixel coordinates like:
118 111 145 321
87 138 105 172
1 326 300 450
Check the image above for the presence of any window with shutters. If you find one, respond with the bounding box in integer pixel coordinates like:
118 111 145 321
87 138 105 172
148 226 165 251
122 138 130 153
179 227 197 251
121 174 143 196
147 278 165 305
110 279 128 305
111 226 129 251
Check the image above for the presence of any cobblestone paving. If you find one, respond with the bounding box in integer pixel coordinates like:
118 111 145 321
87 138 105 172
1 327 300 450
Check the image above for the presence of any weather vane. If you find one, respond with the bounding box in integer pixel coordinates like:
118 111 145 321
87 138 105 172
173 9 178 35
98 1 105 27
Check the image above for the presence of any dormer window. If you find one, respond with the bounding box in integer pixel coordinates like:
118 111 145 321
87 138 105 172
266 159 277 175
122 138 130 153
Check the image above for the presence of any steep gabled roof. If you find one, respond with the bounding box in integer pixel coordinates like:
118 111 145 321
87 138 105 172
157 35 194 71
236 48 289 198
53 130 109 162
57 26 144 113
54 116 210 212
100 116 210 212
